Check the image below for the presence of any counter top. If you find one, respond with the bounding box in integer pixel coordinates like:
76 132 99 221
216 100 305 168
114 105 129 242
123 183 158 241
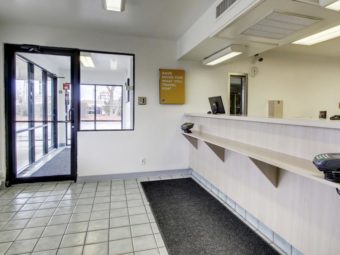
183 131 340 189
185 113 340 130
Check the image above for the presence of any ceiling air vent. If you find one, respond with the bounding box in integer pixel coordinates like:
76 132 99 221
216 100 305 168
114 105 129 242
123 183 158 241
216 0 238 18
293 0 320 5
241 11 321 40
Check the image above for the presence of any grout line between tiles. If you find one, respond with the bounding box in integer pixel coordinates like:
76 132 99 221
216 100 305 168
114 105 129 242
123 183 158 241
124 180 135 255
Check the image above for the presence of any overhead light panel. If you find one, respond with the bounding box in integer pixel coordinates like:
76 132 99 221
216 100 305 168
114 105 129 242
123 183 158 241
80 55 95 68
110 59 118 70
293 25 340 45
205 52 242 66
326 0 340 11
203 45 245 66
104 0 125 12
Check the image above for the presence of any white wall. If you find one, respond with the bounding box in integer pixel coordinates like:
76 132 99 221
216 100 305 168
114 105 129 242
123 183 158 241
0 24 225 178
222 50 340 119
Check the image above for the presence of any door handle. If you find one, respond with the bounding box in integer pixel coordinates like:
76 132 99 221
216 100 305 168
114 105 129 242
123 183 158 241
68 109 74 124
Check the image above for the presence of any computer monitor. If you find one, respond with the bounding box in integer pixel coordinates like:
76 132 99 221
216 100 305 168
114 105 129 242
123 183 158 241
209 96 225 114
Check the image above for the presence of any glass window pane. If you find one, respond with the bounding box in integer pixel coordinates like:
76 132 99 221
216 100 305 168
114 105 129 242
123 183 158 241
48 123 52 148
67 122 72 145
34 66 44 125
47 77 55 149
47 77 53 121
65 84 72 144
81 121 95 130
80 51 134 130
16 131 29 171
96 85 122 130
123 55 134 130
57 122 68 148
35 127 44 161
15 57 29 129
80 85 95 130
96 122 122 130
16 122 29 133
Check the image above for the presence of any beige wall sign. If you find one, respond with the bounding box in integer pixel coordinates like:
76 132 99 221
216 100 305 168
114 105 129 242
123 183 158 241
159 69 185 104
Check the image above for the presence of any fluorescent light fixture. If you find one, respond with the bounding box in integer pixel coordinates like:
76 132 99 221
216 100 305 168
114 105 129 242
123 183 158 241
203 45 245 66
293 25 340 45
104 0 125 12
80 55 95 68
326 0 340 11
110 59 118 70
205 52 242 66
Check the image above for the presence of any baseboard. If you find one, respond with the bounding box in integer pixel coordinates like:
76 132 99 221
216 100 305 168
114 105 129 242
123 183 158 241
77 168 192 182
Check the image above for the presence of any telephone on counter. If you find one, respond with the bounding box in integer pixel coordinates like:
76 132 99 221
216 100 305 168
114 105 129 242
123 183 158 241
181 123 194 133
330 115 340 120
313 153 340 183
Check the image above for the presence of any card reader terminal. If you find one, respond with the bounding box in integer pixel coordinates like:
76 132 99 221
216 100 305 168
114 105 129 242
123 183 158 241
313 153 340 183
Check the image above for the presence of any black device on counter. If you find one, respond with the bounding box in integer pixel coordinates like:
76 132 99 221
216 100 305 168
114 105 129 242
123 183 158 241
209 96 225 114
330 115 340 120
181 123 194 133
313 153 340 183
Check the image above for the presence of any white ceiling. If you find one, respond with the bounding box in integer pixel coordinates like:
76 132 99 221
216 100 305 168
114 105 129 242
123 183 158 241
0 0 214 40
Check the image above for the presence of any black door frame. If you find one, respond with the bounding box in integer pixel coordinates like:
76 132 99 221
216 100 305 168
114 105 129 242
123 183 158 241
4 44 80 185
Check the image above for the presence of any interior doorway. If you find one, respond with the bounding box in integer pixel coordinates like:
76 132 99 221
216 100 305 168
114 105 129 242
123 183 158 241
5 44 80 185
228 73 248 115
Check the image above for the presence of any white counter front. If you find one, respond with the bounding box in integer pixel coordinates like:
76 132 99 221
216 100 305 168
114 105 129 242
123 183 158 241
185 113 340 130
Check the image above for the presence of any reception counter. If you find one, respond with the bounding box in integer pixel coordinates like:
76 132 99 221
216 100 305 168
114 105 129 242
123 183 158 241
184 113 340 255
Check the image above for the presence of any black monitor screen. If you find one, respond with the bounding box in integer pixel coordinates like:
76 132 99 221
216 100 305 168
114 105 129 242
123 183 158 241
209 96 225 114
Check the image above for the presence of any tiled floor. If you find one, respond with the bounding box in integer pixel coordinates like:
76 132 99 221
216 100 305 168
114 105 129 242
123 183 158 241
0 179 169 255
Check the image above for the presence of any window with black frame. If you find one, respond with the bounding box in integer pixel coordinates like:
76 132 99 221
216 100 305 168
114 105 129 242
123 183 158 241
80 51 134 131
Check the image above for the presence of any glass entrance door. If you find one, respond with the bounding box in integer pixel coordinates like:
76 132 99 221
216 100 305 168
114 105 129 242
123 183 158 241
5 44 79 185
